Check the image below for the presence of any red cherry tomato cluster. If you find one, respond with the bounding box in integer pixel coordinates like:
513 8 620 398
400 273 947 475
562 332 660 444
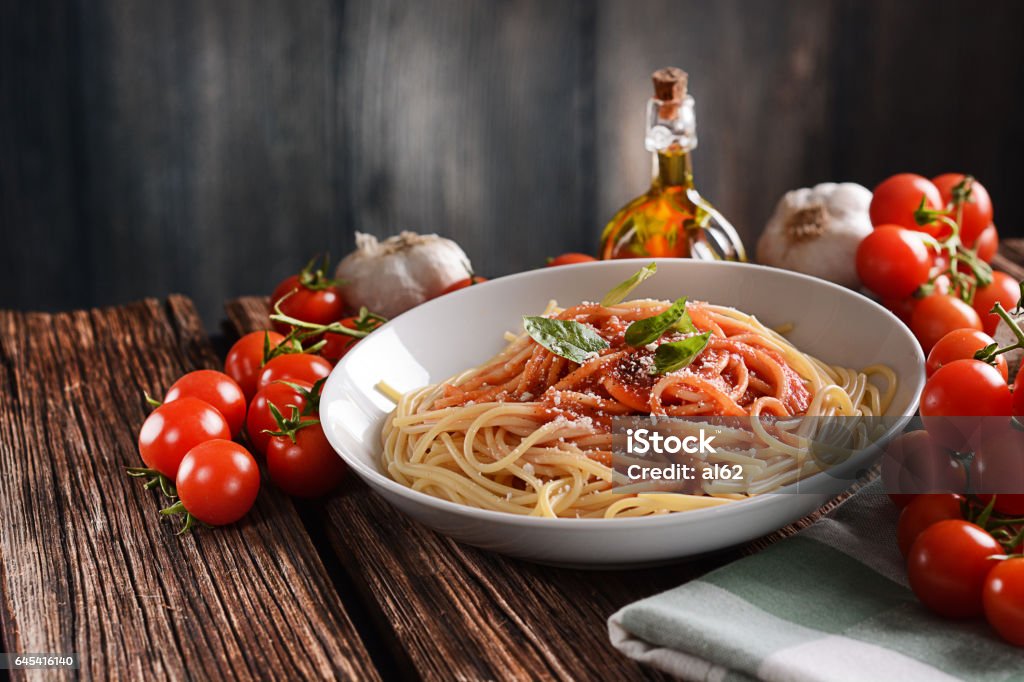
129 257 394 533
268 255 347 336
858 173 1008 352
917 305 1024 454
911 268 1023 457
132 370 260 531
882 430 1024 645
266 256 388 366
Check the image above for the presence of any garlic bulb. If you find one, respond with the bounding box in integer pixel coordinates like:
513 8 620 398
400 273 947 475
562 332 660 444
756 182 873 288
336 231 472 318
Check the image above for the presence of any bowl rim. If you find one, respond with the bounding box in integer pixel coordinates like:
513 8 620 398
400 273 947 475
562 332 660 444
322 258 926 528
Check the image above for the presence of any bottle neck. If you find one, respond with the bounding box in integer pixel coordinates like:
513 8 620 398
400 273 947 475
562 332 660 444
652 147 694 189
645 94 697 191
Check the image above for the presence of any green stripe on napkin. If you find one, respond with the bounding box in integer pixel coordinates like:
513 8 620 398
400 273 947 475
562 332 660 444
702 537 914 632
609 484 1024 682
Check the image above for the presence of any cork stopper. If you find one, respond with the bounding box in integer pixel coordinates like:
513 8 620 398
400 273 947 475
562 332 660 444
652 67 688 101
651 67 688 120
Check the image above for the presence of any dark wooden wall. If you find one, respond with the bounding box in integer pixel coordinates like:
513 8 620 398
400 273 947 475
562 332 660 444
3 0 1023 326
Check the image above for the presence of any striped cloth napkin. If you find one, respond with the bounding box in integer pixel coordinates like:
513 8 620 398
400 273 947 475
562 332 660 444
608 483 1024 681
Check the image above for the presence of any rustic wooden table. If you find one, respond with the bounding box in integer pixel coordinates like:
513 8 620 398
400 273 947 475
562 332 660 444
3 245 1023 681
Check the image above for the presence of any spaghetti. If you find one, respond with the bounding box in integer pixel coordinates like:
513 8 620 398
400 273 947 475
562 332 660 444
382 296 896 518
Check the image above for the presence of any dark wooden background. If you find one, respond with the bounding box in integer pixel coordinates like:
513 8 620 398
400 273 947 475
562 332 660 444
3 0 1023 326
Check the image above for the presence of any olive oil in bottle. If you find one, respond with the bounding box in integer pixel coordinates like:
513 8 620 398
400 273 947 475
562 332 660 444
600 67 746 261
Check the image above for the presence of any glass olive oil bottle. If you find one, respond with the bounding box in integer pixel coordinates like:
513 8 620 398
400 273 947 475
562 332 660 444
600 67 746 261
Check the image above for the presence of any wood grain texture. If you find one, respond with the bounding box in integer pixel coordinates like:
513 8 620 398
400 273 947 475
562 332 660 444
27 0 594 326
826 0 1024 206
0 297 378 681
225 295 876 681
992 239 1024 282
4 1 1023 326
0 1 88 311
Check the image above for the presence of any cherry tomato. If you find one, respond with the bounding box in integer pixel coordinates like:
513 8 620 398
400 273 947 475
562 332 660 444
319 319 360 363
981 495 1024 517
883 297 917 325
176 439 260 526
897 494 964 556
974 224 999 262
855 225 931 299
138 397 231 479
880 430 965 502
257 353 332 392
930 247 950 271
888 494 917 508
910 294 982 352
246 380 314 455
548 253 597 267
266 423 346 498
269 260 346 335
972 430 1024 514
907 519 1002 619
164 370 246 438
225 331 286 399
869 174 944 236
438 276 488 296
926 329 1006 380
932 174 994 247
931 273 954 296
984 558 1024 646
973 272 1021 336
921 360 1011 450
320 315 384 364
1013 368 1024 418
922 359 1011 412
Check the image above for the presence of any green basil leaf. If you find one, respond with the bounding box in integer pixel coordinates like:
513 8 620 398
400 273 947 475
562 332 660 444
624 297 692 347
600 263 657 306
650 332 711 375
674 307 698 334
523 316 610 364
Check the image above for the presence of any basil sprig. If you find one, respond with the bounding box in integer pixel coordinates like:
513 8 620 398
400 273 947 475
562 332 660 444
523 316 609 364
624 297 697 347
601 263 657 306
650 332 711 375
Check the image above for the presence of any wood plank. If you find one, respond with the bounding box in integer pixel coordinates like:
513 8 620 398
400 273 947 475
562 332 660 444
226 296 876 681
0 297 379 681
55 0 594 326
5 0 1024 323
826 0 1024 222
0 0 89 312
993 238 1024 282
334 0 596 273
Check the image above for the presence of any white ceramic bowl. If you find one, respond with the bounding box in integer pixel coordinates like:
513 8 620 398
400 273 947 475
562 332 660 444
320 260 925 567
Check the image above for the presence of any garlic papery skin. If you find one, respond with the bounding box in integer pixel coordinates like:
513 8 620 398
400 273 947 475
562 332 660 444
756 182 873 289
336 231 472 318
